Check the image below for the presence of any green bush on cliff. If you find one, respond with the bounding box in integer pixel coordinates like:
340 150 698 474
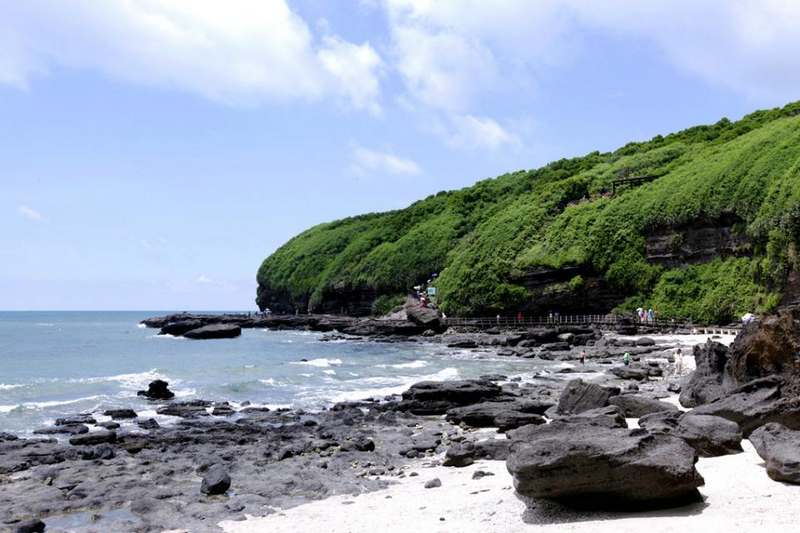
257 101 800 322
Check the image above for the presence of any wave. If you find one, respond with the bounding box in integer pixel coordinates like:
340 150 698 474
0 383 24 390
35 323 55 327
137 323 146 329
0 395 105 414
376 360 429 370
290 358 343 368
68 369 169 390
322 369 336 375
314 367 460 405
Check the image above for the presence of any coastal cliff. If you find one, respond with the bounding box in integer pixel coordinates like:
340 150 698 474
257 102 800 323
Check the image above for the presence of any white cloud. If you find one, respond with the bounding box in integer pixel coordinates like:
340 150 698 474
17 205 43 221
0 0 384 112
350 144 421 176
439 114 519 150
196 274 213 284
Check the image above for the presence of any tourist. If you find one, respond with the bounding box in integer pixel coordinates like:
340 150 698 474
623 352 631 366
675 348 683 375
580 349 586 365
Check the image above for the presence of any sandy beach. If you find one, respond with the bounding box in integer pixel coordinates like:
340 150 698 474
220 437 797 533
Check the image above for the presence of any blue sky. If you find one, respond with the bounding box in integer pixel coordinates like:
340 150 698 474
2 0 799 310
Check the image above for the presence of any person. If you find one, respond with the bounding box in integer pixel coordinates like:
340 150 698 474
623 352 630 366
517 311 523 323
675 348 683 375
580 349 586 365
496 314 500 325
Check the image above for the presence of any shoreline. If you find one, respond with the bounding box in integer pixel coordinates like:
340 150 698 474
1 330 742 532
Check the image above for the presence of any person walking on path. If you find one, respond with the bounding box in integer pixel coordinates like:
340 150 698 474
675 348 683 376
580 349 586 365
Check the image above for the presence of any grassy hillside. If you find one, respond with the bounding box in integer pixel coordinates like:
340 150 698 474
257 102 800 323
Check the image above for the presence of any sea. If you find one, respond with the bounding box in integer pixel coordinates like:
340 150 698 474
0 311 573 436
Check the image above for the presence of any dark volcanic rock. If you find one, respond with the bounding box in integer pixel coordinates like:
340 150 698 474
13 519 46 533
608 394 678 418
201 464 231 495
69 430 117 446
679 340 730 408
55 414 96 426
507 423 704 510
184 323 242 339
160 319 204 336
103 408 137 419
443 443 475 467
340 436 375 452
749 423 800 483
157 400 212 418
396 380 510 415
33 424 89 436
445 399 552 430
691 376 800 436
555 379 619 415
405 304 443 331
639 411 742 457
137 379 175 400
137 418 160 430
472 438 511 461
609 365 652 381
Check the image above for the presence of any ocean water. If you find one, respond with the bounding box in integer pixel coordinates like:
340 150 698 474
0 311 568 435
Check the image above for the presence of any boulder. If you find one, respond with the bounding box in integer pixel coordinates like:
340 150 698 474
472 438 511 461
157 400 212 418
608 394 678 418
609 365 651 381
556 379 619 415
541 342 571 352
509 406 628 443
749 423 800 483
443 443 475 467
55 414 96 426
691 376 800 436
639 411 743 457
33 424 89 436
137 418 160 430
183 323 241 339
137 379 175 400
103 408 137 419
201 464 231 495
507 423 704 510
69 430 116 446
405 304 443 331
635 337 656 346
445 399 552 430
679 341 730 407
340 436 375 452
396 380 510 415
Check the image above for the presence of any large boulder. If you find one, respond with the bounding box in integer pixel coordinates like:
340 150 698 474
137 379 175 400
691 376 800 436
69 430 117 446
405 304 443 331
445 399 552 429
396 380 511 415
507 423 704 510
556 379 619 415
609 365 654 381
727 308 800 394
679 341 730 408
608 394 678 418
201 464 231 495
639 411 743 457
749 423 800 483
159 319 205 336
183 323 241 339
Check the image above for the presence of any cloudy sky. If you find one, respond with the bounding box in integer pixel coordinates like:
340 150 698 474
3 0 800 310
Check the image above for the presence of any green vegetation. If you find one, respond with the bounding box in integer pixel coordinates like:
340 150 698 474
258 102 800 323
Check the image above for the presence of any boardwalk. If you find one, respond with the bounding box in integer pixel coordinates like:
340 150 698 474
443 314 741 335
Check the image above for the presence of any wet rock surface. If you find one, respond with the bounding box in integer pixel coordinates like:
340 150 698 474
638 411 743 457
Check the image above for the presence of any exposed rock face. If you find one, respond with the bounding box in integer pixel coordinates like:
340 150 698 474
680 341 730 408
645 215 751 267
507 422 704 510
639 411 743 457
183 323 242 339
513 266 625 315
727 308 800 394
103 409 137 420
608 394 678 418
137 380 175 400
396 380 511 415
691 376 800 436
749 423 800 483
609 365 660 381
69 430 117 446
159 319 204 336
556 379 620 415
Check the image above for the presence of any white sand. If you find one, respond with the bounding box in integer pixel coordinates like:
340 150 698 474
219 440 798 533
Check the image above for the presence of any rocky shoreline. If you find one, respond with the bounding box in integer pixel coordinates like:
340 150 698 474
3 309 799 532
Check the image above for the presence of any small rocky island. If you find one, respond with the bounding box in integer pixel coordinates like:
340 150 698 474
2 308 800 532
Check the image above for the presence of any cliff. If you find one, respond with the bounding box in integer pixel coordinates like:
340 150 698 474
257 102 800 323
